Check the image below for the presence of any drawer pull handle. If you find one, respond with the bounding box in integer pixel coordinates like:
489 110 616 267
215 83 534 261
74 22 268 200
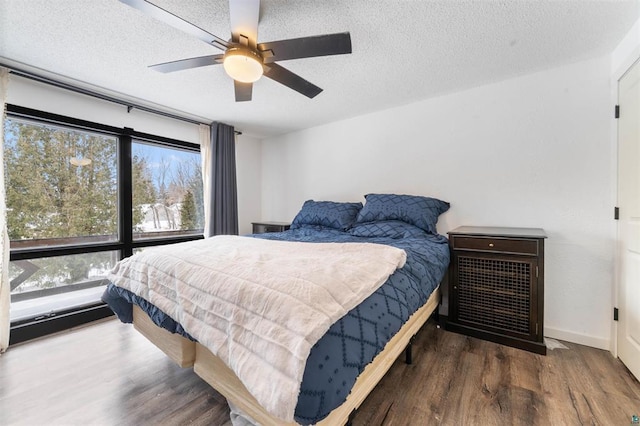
488 243 494 247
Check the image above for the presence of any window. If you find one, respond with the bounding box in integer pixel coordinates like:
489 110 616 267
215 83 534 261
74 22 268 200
3 105 204 342
5 119 118 248
9 251 119 323
132 141 203 240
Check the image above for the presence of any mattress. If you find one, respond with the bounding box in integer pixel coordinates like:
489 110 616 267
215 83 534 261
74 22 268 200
103 226 449 424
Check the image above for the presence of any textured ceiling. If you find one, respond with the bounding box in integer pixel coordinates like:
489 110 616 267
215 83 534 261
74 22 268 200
0 0 638 138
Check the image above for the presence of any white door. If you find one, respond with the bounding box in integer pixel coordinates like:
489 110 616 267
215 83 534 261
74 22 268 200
617 58 640 380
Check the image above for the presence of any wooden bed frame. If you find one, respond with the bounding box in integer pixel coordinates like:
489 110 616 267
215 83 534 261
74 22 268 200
132 286 440 425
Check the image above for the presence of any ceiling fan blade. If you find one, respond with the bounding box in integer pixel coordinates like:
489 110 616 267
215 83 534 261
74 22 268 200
119 0 230 51
234 81 253 102
150 55 224 73
229 0 260 47
258 32 352 63
263 63 322 98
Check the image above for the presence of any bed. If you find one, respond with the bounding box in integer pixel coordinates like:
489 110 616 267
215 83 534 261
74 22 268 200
103 193 450 425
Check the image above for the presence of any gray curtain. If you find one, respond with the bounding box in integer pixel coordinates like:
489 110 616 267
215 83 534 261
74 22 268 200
202 122 238 237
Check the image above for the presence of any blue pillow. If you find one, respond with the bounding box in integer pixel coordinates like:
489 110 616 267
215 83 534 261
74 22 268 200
356 193 449 234
290 200 363 231
350 220 428 239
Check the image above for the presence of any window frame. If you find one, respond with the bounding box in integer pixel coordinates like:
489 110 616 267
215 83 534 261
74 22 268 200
5 104 204 343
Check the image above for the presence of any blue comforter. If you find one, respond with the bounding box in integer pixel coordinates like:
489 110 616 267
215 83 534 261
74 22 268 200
103 227 449 424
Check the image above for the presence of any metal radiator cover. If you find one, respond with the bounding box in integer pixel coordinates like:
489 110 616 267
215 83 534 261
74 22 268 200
456 256 531 334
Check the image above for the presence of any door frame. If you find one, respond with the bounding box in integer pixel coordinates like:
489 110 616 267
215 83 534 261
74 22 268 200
613 52 640 358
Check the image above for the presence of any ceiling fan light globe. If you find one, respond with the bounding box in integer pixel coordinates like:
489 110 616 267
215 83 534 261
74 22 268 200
223 48 263 83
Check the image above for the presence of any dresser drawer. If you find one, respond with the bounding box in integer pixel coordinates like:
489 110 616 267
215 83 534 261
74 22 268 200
252 222 291 234
451 236 539 256
254 224 280 233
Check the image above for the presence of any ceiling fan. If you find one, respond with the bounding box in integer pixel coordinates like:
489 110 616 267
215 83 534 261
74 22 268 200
120 0 352 102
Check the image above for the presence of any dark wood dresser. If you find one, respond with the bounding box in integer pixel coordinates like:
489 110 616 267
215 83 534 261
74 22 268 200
446 226 547 355
251 221 291 234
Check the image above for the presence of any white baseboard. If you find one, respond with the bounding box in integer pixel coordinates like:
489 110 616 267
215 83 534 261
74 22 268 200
544 327 610 351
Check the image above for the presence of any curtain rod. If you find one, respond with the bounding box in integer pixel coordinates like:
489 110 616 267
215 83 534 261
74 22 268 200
2 63 242 135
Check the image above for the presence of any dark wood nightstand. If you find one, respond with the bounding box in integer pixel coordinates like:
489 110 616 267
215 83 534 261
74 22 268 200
446 226 547 355
251 221 291 234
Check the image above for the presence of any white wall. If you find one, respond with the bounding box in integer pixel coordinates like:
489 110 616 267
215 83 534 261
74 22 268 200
236 134 262 235
6 74 263 235
262 55 615 349
6 75 201 143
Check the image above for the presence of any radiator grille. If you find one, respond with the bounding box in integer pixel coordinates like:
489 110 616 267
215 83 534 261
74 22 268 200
456 256 531 334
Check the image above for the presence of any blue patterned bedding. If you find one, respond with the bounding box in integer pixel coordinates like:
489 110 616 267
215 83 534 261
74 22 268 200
103 225 449 424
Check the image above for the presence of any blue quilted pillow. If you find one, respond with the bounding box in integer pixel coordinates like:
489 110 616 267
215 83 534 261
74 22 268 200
356 193 449 234
350 220 428 239
290 200 363 231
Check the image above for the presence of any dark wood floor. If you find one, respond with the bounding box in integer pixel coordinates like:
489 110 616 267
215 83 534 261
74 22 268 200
1 318 639 426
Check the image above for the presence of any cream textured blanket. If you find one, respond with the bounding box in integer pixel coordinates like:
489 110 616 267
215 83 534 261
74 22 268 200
107 235 406 422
